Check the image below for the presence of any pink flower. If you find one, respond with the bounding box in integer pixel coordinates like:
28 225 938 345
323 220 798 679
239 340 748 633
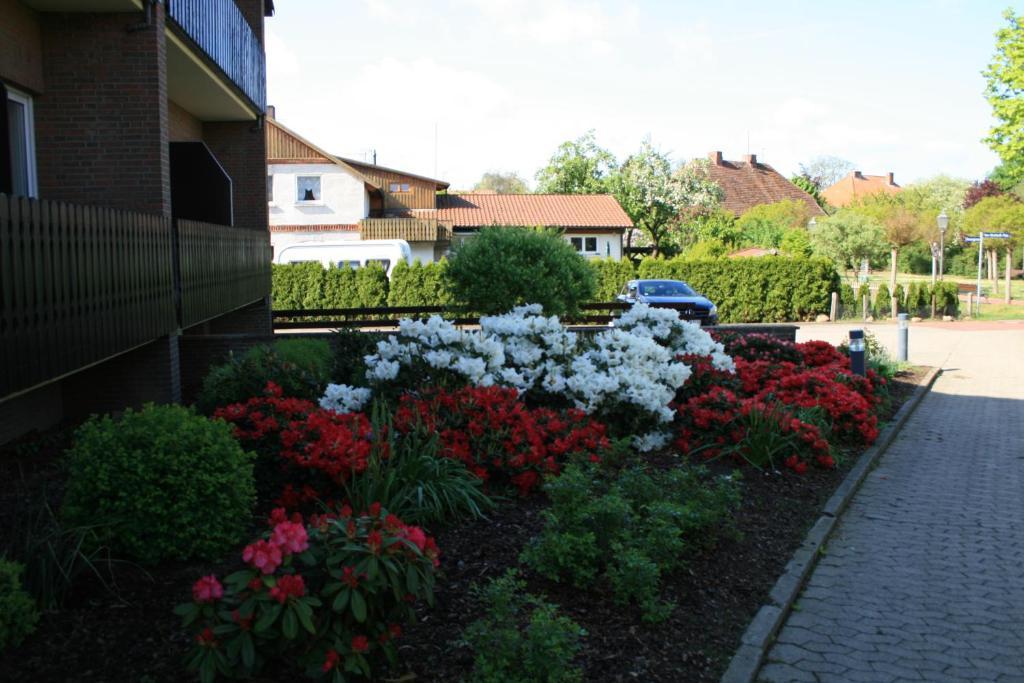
351 635 369 653
271 521 310 555
400 525 427 552
192 575 223 603
242 540 283 575
269 573 306 604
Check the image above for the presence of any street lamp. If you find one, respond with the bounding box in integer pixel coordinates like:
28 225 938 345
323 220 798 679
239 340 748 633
937 210 949 280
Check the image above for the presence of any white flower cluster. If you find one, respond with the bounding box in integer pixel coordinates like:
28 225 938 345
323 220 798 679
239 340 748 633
319 383 372 414
319 303 735 452
479 304 578 394
615 303 735 373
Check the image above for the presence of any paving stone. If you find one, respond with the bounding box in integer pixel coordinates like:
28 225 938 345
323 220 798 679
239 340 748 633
759 329 1024 682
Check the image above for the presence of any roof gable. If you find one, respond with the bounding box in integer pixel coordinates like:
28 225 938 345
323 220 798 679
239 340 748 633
706 152 826 217
821 171 901 208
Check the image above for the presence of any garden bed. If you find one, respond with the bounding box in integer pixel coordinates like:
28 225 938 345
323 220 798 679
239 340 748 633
0 366 928 683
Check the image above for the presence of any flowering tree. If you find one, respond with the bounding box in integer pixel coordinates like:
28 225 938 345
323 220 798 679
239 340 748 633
613 143 723 255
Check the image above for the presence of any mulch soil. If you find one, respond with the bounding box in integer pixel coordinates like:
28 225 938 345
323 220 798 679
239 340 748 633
0 367 929 683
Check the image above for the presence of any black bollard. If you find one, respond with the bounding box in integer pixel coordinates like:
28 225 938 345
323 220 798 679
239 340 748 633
849 329 866 376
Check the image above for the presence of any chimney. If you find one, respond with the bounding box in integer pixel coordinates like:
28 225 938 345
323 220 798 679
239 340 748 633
266 105 276 120
709 151 723 166
852 170 862 179
887 172 895 185
744 153 757 166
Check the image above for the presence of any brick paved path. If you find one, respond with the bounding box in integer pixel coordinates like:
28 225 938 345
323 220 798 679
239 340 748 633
760 328 1024 682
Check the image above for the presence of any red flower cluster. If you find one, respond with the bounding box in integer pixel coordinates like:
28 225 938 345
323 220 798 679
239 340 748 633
243 512 315 574
394 386 609 495
269 573 306 604
191 575 223 604
757 367 878 445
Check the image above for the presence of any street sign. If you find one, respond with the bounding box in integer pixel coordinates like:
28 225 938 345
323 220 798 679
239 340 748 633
982 232 1012 238
964 236 981 242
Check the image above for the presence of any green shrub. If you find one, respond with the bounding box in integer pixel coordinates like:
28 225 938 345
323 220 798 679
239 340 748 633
856 284 871 314
636 256 839 322
463 570 584 683
332 328 379 386
933 280 960 316
448 227 596 315
839 283 856 310
272 262 390 311
0 559 38 652
388 259 454 307
521 463 739 621
587 257 636 302
735 199 811 248
61 405 255 564
873 283 891 318
272 338 333 382
892 283 906 313
195 345 326 414
780 228 813 257
683 239 728 260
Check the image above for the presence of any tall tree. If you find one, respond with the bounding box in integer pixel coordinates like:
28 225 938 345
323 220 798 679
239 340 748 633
473 171 530 194
797 155 855 189
535 130 617 194
809 210 888 281
984 10 1024 188
611 141 719 255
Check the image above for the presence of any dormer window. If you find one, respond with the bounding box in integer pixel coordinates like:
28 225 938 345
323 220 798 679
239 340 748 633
296 175 321 203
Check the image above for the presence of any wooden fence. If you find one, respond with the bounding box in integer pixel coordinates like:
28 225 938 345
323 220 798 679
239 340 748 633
1 194 271 400
273 302 712 330
178 220 272 328
0 194 176 398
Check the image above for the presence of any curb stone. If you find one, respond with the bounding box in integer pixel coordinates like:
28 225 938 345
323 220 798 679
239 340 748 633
720 365 943 683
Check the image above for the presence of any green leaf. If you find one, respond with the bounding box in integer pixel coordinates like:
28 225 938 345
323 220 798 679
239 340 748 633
294 599 317 634
351 590 367 622
406 565 420 594
254 603 282 633
241 632 255 669
282 607 298 640
333 588 350 612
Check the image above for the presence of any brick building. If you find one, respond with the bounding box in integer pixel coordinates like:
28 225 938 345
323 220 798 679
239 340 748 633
821 170 901 208
706 151 826 217
0 0 276 442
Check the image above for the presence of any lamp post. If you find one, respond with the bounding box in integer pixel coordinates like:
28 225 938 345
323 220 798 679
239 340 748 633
937 210 949 280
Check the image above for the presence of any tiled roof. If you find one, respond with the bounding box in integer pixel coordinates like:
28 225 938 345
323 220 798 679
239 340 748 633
436 193 633 230
706 152 826 217
728 247 778 258
821 171 901 208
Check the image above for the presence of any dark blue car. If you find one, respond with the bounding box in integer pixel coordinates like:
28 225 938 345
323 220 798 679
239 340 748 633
617 279 719 326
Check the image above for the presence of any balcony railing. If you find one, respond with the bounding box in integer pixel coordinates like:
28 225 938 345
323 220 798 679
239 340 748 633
0 194 271 400
166 0 267 112
359 218 453 243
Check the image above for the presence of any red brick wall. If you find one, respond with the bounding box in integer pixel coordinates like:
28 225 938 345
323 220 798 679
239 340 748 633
203 120 268 231
34 7 170 216
0 0 44 93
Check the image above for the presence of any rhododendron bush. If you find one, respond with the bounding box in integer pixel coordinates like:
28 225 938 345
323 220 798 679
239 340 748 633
175 505 437 683
394 385 610 495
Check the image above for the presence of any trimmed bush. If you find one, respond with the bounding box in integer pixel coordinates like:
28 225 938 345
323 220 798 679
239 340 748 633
873 283 891 318
587 257 636 302
636 256 839 322
195 344 326 415
448 227 596 315
62 405 255 564
272 262 389 311
892 283 906 313
0 559 38 652
933 280 960 316
388 259 454 307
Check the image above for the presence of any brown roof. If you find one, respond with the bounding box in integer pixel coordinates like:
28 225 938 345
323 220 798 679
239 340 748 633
706 152 826 217
270 224 359 233
728 247 778 258
435 194 633 230
821 171 901 208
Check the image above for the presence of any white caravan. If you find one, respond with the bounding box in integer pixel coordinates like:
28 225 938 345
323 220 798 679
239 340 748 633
273 239 412 278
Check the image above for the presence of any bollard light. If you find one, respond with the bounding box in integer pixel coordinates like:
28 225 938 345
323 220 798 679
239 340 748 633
897 313 908 362
849 329 866 376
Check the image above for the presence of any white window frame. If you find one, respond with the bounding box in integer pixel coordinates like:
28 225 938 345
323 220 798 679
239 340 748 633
295 174 323 205
6 86 38 198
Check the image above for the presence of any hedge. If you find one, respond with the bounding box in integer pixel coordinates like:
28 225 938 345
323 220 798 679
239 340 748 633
636 257 840 323
588 257 636 303
388 259 454 307
272 262 388 310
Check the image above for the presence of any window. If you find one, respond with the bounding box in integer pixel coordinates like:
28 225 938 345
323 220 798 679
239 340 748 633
570 237 583 251
585 237 597 252
4 85 37 197
296 175 321 203
267 174 274 203
388 182 411 193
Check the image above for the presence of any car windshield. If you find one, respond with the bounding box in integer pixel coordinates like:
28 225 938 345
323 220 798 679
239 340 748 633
639 281 695 297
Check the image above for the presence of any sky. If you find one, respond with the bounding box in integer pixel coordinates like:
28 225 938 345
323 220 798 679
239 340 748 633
265 0 1021 191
